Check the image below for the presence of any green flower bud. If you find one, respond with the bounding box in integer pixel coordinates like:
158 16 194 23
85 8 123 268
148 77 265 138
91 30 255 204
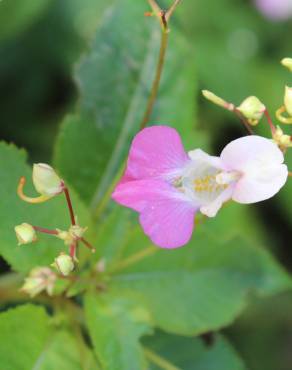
273 126 292 149
56 224 87 246
237 96 266 125
21 267 56 297
32 163 63 197
202 90 234 110
14 223 37 245
281 58 292 72
51 253 75 276
284 86 292 117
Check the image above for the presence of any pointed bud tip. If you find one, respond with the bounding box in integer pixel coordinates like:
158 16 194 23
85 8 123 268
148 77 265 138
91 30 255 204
202 90 233 110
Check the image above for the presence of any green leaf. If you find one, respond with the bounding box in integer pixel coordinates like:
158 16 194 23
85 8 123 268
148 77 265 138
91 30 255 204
143 331 246 370
108 226 292 336
0 142 91 273
85 292 151 370
0 0 51 42
36 330 99 370
54 0 206 208
0 304 50 370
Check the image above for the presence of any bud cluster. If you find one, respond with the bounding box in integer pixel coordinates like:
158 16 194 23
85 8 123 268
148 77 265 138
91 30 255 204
16 163 96 297
202 57 292 152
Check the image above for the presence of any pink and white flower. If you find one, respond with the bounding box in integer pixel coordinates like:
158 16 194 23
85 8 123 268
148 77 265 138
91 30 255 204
254 0 292 21
112 126 288 249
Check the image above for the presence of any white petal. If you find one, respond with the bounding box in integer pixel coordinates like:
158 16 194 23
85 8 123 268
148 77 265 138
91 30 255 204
220 136 284 172
220 135 288 204
200 185 234 217
232 164 288 204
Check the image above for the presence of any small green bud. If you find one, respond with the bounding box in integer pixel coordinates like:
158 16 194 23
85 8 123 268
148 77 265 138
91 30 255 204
237 96 265 125
21 267 56 297
14 223 37 245
51 253 75 276
32 163 63 197
56 224 87 246
284 86 292 117
281 58 292 72
202 90 234 110
273 126 292 149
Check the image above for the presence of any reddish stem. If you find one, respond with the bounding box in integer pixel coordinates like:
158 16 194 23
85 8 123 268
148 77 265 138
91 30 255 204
264 109 276 134
80 238 96 253
233 108 254 135
63 186 76 225
69 243 77 259
33 226 58 235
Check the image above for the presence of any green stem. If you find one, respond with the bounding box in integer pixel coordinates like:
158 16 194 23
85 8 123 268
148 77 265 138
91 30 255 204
140 28 169 129
93 161 126 220
144 347 182 370
111 245 158 273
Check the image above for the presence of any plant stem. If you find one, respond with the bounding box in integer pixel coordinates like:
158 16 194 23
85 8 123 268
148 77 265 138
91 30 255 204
93 161 126 220
140 24 169 129
111 245 158 273
264 109 276 133
63 186 76 225
165 0 182 21
233 108 254 135
144 347 182 370
33 225 58 235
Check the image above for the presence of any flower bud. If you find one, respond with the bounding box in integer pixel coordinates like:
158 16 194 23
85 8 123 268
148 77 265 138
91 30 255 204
51 253 75 276
21 267 56 297
14 223 37 245
32 163 64 197
273 126 292 149
56 224 87 246
202 90 234 111
284 86 292 117
237 96 266 125
281 58 292 72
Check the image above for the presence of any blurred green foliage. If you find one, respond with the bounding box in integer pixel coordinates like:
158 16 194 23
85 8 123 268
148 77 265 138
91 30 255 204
0 0 292 369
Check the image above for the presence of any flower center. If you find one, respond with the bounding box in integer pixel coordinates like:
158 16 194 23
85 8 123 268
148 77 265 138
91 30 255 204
215 170 241 185
193 173 228 193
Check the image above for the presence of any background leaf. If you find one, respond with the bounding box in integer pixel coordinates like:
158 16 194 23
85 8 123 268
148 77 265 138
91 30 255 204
107 226 292 335
0 304 50 370
54 0 206 208
85 292 151 370
143 331 246 370
0 0 51 42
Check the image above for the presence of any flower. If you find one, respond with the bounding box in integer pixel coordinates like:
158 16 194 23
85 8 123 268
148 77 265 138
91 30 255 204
21 267 56 297
14 223 37 245
112 126 288 248
254 0 292 21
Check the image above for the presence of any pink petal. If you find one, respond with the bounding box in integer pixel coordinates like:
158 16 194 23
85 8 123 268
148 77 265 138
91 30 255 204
254 0 292 20
124 126 189 181
112 179 196 248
